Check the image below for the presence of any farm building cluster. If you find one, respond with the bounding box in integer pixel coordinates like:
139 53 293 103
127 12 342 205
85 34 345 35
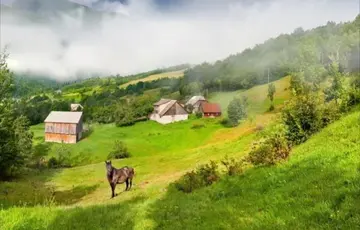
43 96 221 144
149 95 222 124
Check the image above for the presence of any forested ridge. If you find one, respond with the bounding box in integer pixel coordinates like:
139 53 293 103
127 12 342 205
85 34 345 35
8 15 360 127
180 15 360 96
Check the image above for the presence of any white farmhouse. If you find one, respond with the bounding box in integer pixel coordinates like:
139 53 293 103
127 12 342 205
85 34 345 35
149 99 188 124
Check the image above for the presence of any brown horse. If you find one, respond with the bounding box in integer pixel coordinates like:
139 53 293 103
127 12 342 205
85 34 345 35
105 160 135 198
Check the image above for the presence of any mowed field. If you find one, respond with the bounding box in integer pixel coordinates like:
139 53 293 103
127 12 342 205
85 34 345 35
119 70 185 88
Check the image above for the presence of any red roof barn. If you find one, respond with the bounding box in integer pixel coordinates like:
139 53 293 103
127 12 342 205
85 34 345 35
200 102 222 117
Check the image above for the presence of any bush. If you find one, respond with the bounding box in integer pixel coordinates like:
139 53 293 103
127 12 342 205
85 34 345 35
195 111 203 118
53 144 72 168
347 88 360 107
220 117 231 127
268 104 275 111
174 161 219 193
107 140 131 159
227 97 247 127
321 100 341 127
47 157 59 168
116 113 135 127
191 122 205 129
197 161 220 185
221 156 244 176
185 104 194 113
248 130 291 166
282 94 323 144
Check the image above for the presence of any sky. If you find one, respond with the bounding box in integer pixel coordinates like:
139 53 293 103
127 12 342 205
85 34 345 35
0 0 359 80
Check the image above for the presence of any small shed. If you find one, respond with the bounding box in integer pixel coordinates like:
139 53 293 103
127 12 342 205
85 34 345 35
70 103 83 111
149 99 188 124
44 111 83 144
185 96 207 113
200 102 222 117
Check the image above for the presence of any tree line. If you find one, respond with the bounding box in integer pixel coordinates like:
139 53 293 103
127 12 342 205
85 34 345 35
179 15 360 98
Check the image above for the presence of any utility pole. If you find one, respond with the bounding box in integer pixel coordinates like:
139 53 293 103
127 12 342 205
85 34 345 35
267 68 270 84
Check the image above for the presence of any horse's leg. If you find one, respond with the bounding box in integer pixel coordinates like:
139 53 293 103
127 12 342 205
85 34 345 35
110 183 115 198
129 178 132 190
125 179 129 191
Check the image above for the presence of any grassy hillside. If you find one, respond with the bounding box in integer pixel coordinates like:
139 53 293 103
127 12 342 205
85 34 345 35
119 70 185 88
1 106 358 229
151 108 360 229
28 77 290 167
210 76 291 116
30 118 222 165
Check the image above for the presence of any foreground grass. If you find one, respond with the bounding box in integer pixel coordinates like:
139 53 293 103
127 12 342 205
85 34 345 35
152 109 360 229
1 108 359 229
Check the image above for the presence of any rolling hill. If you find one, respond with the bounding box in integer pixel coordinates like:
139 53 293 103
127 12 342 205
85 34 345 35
119 70 185 89
1 102 358 230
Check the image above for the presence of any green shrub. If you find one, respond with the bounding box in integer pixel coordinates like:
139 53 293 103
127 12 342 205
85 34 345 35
197 161 220 185
221 156 244 176
347 88 360 106
282 94 323 144
47 157 59 168
268 104 275 111
220 117 232 127
174 161 219 193
195 111 203 118
227 96 248 127
185 104 194 113
54 144 72 168
191 122 205 129
248 130 291 166
107 140 130 159
174 171 203 193
116 113 135 127
322 100 341 127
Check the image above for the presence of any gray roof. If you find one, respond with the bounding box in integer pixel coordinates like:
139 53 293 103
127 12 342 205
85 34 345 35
44 111 83 124
186 96 206 105
159 100 177 116
154 98 172 106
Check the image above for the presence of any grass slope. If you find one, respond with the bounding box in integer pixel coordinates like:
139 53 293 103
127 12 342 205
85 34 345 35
1 108 359 229
120 70 185 88
151 108 360 230
30 118 222 166
0 77 290 212
30 77 290 167
210 76 291 116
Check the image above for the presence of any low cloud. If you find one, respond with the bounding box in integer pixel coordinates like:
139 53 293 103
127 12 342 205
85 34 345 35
0 0 359 80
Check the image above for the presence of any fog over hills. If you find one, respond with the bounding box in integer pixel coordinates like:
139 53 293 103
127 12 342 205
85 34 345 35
0 0 359 80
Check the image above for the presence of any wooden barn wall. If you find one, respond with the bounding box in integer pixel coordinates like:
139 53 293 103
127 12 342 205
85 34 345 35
45 122 77 135
45 133 77 144
76 118 83 134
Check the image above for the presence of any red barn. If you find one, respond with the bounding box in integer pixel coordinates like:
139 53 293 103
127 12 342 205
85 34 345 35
200 102 222 117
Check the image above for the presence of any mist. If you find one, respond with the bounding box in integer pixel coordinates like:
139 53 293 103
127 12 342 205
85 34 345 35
0 0 359 80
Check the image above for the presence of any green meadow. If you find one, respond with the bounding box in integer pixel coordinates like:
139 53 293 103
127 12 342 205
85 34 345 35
209 76 291 116
1 106 359 230
2 77 360 229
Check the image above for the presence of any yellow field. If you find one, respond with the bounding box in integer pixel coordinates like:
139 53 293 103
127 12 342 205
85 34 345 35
120 70 185 88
